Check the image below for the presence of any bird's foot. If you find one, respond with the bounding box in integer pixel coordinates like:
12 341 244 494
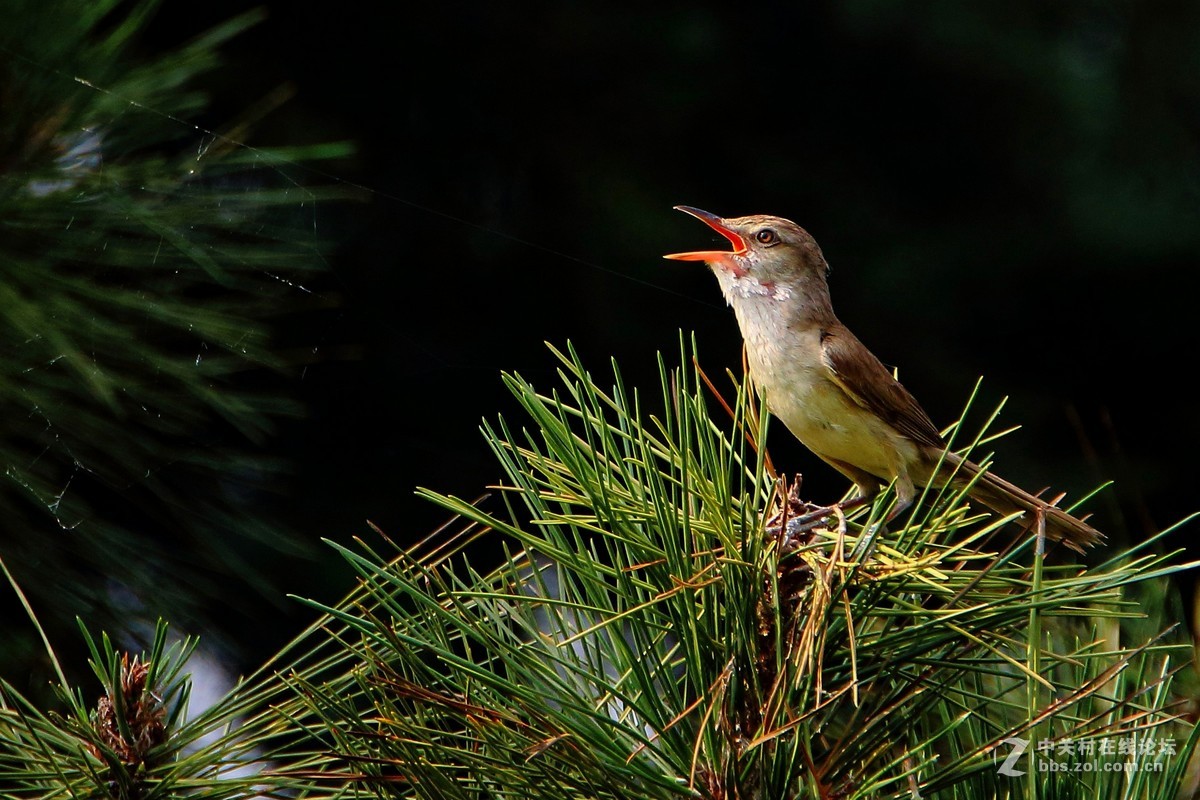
765 476 870 552
782 497 870 537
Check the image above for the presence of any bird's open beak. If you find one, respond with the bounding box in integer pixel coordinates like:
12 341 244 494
663 206 747 261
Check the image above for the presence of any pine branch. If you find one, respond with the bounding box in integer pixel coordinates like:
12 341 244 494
275 338 1199 799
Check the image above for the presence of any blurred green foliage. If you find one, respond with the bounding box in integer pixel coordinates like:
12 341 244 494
0 0 351 682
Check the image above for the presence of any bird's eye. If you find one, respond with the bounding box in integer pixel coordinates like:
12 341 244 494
755 229 778 245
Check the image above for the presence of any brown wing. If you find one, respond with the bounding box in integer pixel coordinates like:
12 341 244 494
818 326 945 449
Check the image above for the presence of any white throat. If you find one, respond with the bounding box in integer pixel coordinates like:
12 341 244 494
712 269 795 369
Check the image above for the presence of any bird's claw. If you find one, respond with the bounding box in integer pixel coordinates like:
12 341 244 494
782 505 843 536
764 475 871 551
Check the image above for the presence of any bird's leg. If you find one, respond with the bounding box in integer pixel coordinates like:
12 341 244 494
849 473 916 560
883 473 915 522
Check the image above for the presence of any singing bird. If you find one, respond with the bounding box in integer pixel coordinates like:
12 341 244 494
665 205 1101 552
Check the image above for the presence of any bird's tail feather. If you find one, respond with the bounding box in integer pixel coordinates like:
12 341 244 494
940 455 1103 553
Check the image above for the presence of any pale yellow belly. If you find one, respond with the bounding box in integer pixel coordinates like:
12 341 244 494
760 371 915 482
733 305 918 484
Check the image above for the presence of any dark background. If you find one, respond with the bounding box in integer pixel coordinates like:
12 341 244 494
42 2 1200 670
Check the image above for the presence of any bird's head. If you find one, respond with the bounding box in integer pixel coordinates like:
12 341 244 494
664 206 829 299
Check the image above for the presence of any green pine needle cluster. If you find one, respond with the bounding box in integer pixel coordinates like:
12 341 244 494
1 340 1197 799
290 341 1197 798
